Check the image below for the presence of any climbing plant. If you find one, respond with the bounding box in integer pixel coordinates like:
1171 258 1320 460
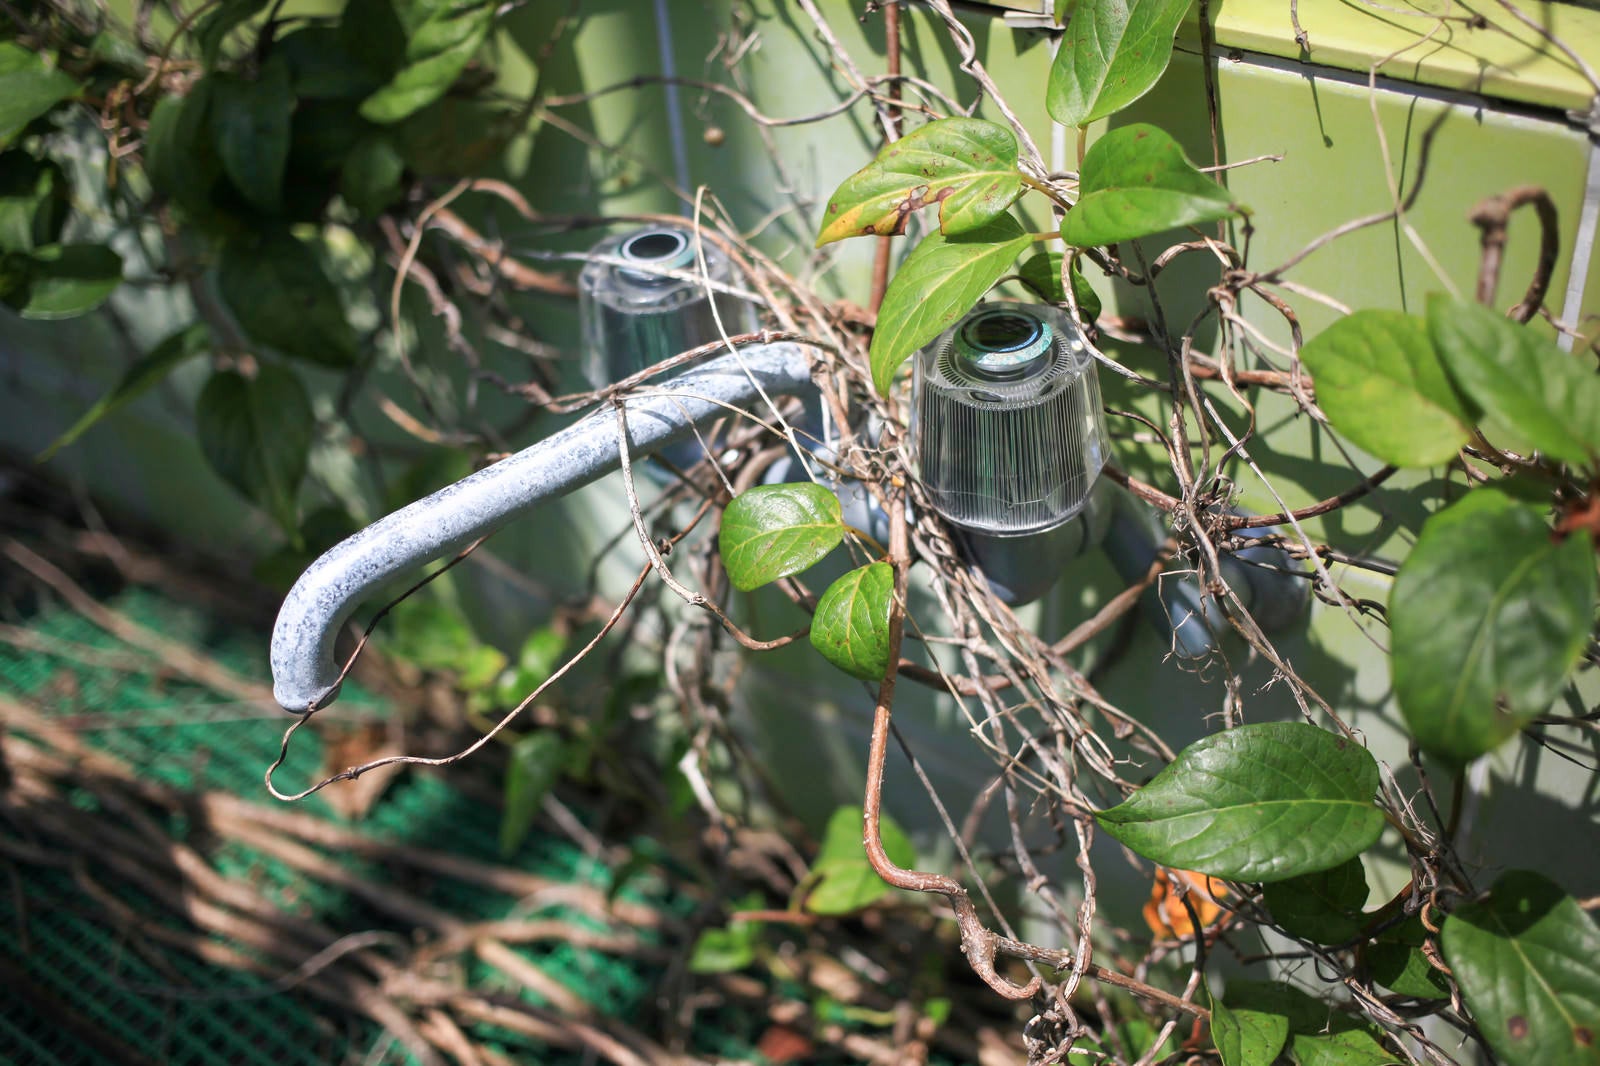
9 0 1600 1063
719 5 1600 1064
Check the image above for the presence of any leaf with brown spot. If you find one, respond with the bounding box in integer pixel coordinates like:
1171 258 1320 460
1443 870 1600 1066
815 118 1023 246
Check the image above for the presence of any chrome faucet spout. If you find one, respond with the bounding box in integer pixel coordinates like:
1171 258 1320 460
269 343 815 713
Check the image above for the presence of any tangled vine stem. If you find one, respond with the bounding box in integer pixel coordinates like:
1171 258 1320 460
860 489 1210 1022
1468 184 1559 323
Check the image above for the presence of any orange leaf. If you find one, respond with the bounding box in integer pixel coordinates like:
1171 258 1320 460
1143 867 1229 940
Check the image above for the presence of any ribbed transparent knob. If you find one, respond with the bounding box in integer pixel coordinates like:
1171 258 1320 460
579 225 755 388
913 304 1108 535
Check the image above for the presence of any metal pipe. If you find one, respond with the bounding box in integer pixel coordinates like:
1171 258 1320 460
270 343 815 713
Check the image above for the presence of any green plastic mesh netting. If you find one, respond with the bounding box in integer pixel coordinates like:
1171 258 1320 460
0 580 766 1065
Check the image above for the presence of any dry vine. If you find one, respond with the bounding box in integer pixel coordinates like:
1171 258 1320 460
8 0 1599 1062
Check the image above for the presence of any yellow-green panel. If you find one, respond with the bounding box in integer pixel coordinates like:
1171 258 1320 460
1190 0 1600 112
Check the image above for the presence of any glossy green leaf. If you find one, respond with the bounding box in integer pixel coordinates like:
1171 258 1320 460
869 215 1033 394
14 243 123 319
360 0 496 124
815 117 1023 246
0 44 81 146
195 364 313 531
1225 982 1398 1066
1061 124 1245 248
810 562 893 681
1368 917 1449 999
1262 857 1370 944
39 323 210 461
719 483 844 591
1428 296 1600 466
1299 311 1476 467
218 229 359 367
209 55 293 214
0 152 68 252
1096 722 1384 882
499 732 565 857
1046 0 1192 128
805 804 915 916
1444 870 1600 1066
1017 251 1102 325
1212 988 1290 1066
340 134 405 217
1390 489 1596 768
194 0 270 67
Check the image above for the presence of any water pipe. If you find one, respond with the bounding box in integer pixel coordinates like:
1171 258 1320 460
269 343 815 714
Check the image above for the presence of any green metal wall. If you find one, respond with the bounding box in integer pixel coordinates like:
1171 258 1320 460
2 0 1597 927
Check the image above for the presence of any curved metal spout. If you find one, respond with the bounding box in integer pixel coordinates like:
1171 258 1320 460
270 343 815 713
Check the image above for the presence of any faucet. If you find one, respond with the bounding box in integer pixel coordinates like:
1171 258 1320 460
270 291 1305 713
269 343 815 713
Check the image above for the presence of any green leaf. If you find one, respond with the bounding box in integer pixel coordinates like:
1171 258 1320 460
1046 0 1192 128
1389 489 1597 768
393 97 515 177
515 627 567 690
1368 917 1449 999
0 44 81 147
145 82 224 223
209 55 294 215
14 243 123 319
719 483 844 591
1095 722 1385 883
1299 310 1476 467
339 0 408 83
252 505 359 588
1017 251 1102 325
814 805 916 870
1061 124 1245 248
388 596 499 674
1291 1023 1401 1066
194 0 271 67
1225 982 1398 1066
810 562 893 681
805 805 915 916
0 151 68 252
1443 870 1600 1066
39 323 210 461
360 0 496 124
688 909 762 974
496 626 567 707
815 117 1024 246
1262 857 1370 944
217 229 359 367
277 26 386 99
499 732 565 857
386 446 474 511
1213 990 1290 1066
1429 296 1600 466
340 134 405 217
195 364 313 532
869 215 1033 394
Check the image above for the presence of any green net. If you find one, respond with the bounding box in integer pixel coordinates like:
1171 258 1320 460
0 583 759 1065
